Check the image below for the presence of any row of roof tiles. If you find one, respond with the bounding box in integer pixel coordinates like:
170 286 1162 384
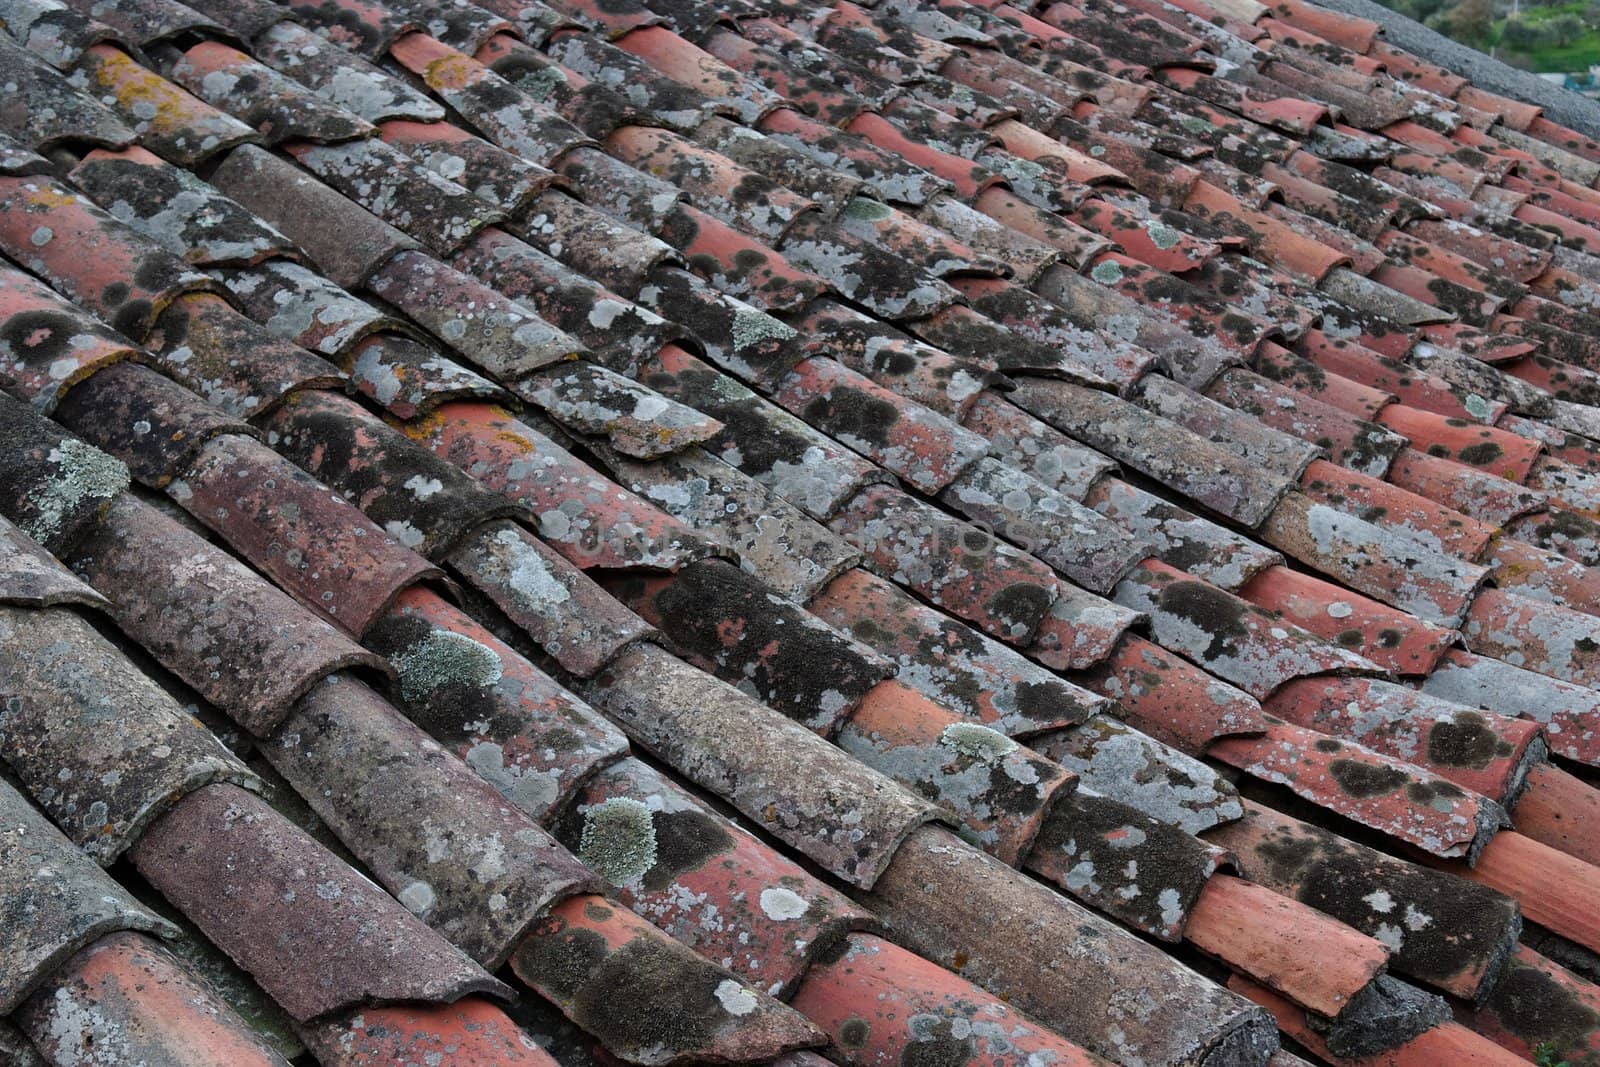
5 0 1600 1063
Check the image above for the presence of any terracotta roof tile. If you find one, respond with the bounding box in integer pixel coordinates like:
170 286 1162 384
0 776 178 1014
132 783 511 1021
510 894 824 1064
17 930 288 1064
16 0 1600 1057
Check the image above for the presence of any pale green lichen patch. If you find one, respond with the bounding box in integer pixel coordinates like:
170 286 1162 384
1090 260 1124 285
939 722 1018 763
731 306 798 352
578 797 657 886
24 440 128 544
392 630 503 703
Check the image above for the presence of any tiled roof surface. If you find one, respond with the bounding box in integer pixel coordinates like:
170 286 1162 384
3 0 1600 1062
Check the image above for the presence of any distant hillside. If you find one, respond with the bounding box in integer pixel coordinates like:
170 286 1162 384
1370 0 1600 72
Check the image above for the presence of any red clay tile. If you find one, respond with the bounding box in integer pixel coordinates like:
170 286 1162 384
1206 798 1519 1002
0 513 106 611
774 355 988 494
380 118 554 217
16 932 286 1067
0 174 219 342
69 491 386 734
1077 631 1268 754
302 998 558 1066
254 20 443 122
1028 783 1229 938
1240 564 1455 675
867 825 1278 1066
172 432 443 634
0 780 180 1012
583 642 939 886
790 932 1108 1066
405 402 719 571
511 894 823 1065
0 391 129 555
810 566 1108 735
0 261 139 414
132 783 507 1022
1261 491 1488 628
1433 830 1600 955
73 44 258 166
1009 377 1296 526
1385 448 1548 528
1298 458 1497 560
1375 405 1543 482
387 33 591 167
1422 648 1600 767
0 34 135 151
554 754 870 997
1185 873 1390 1018
166 40 375 145
829 482 1060 646
1462 944 1600 1065
1208 717 1502 861
264 673 600 966
368 583 630 819
1512 761 1600 868
1462 587 1600 689
838 678 1076 863
0 599 254 863
1114 559 1379 699
1237 976 1523 1066
1264 676 1542 804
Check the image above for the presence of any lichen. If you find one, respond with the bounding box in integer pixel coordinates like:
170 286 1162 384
23 440 128 544
730 306 798 353
391 630 503 703
578 797 657 886
939 722 1018 763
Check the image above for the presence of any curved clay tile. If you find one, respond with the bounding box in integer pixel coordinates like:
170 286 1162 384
0 392 129 554
71 45 260 166
614 559 889 732
382 118 556 217
790 933 1110 1066
210 144 418 289
14 932 290 1067
0 174 220 341
69 494 390 736
1076 631 1269 754
446 519 658 674
809 565 1110 737
1240 564 1457 676
263 673 600 966
265 388 525 558
867 825 1278 1067
170 433 444 634
0 778 177 1015
0 261 140 413
54 362 253 488
581 643 942 888
552 755 872 997
368 585 630 821
510 894 825 1064
0 604 256 863
0 513 107 610
1208 798 1519 1002
132 783 511 1021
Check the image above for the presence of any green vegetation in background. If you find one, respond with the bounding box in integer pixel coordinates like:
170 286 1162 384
1371 0 1600 71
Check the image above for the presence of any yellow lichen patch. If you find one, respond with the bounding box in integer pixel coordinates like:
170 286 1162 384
422 53 481 92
